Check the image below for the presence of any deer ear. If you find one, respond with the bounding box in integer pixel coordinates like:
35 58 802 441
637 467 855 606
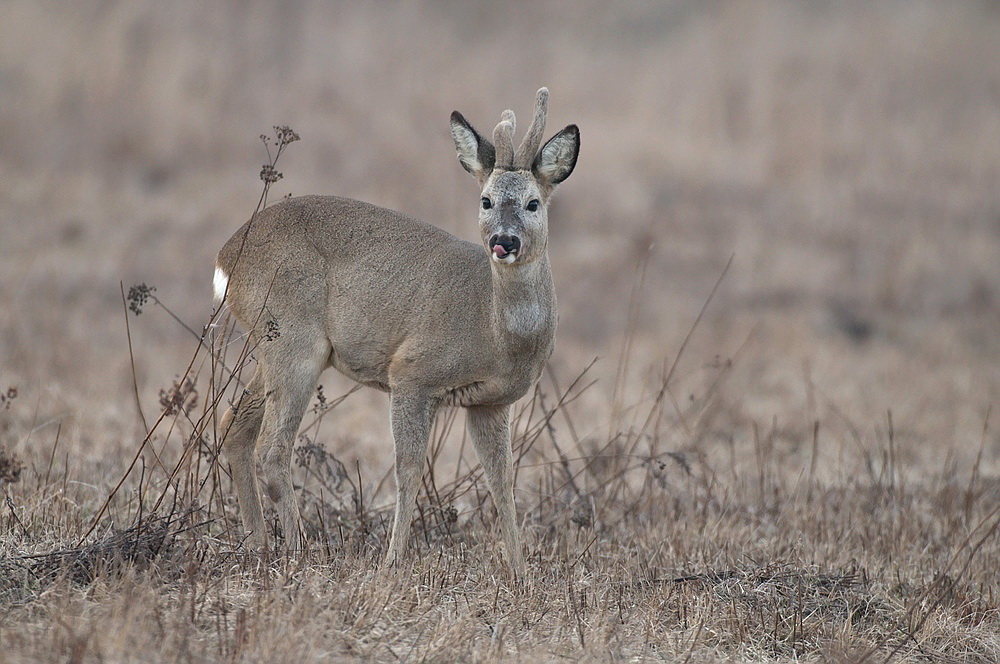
533 124 579 187
450 111 495 184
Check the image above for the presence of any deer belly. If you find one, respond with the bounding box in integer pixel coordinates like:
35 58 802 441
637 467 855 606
328 344 391 393
442 369 540 407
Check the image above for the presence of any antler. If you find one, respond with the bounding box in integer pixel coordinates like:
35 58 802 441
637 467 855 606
500 109 516 136
514 87 549 169
493 110 516 170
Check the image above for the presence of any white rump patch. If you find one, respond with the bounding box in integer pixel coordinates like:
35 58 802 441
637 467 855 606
212 265 229 304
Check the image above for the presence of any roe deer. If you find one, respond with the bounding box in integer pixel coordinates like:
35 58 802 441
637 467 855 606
214 88 579 575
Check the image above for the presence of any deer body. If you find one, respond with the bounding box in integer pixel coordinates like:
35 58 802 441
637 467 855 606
217 195 555 404
216 89 578 575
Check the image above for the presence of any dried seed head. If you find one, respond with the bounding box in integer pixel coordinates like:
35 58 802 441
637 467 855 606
158 376 198 417
0 447 24 484
127 284 156 315
274 125 300 147
260 164 283 184
263 319 281 341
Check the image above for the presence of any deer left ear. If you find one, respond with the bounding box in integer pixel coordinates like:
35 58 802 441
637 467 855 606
533 124 579 187
450 111 496 185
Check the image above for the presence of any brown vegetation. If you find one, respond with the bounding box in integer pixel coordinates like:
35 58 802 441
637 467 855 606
1 1 999 661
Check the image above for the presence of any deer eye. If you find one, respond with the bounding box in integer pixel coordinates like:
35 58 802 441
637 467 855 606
525 199 539 212
481 197 492 210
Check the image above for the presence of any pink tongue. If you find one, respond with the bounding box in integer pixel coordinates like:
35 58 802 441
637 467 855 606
492 244 508 257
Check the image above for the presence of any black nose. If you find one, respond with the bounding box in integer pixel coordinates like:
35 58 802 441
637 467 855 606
488 234 521 256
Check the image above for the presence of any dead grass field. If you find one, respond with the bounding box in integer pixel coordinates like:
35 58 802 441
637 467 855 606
1 1 1000 661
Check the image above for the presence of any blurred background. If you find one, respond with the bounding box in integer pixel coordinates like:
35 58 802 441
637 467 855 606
1 0 998 473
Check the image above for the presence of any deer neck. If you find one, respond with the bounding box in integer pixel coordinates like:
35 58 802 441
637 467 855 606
490 254 556 346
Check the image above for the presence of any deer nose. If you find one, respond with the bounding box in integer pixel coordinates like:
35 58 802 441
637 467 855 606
488 234 521 258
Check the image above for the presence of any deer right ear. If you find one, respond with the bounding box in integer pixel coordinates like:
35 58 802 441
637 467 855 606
450 111 495 184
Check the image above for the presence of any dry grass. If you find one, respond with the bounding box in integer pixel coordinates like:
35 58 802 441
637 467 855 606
1 345 999 662
2 1 1000 661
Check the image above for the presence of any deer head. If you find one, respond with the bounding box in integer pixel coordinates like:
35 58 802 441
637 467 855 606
450 88 580 266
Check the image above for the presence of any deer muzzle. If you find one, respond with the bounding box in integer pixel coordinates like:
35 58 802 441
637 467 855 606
489 234 521 263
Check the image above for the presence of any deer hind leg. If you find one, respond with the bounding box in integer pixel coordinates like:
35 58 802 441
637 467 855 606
385 391 439 566
256 331 329 552
220 368 268 548
467 404 526 577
